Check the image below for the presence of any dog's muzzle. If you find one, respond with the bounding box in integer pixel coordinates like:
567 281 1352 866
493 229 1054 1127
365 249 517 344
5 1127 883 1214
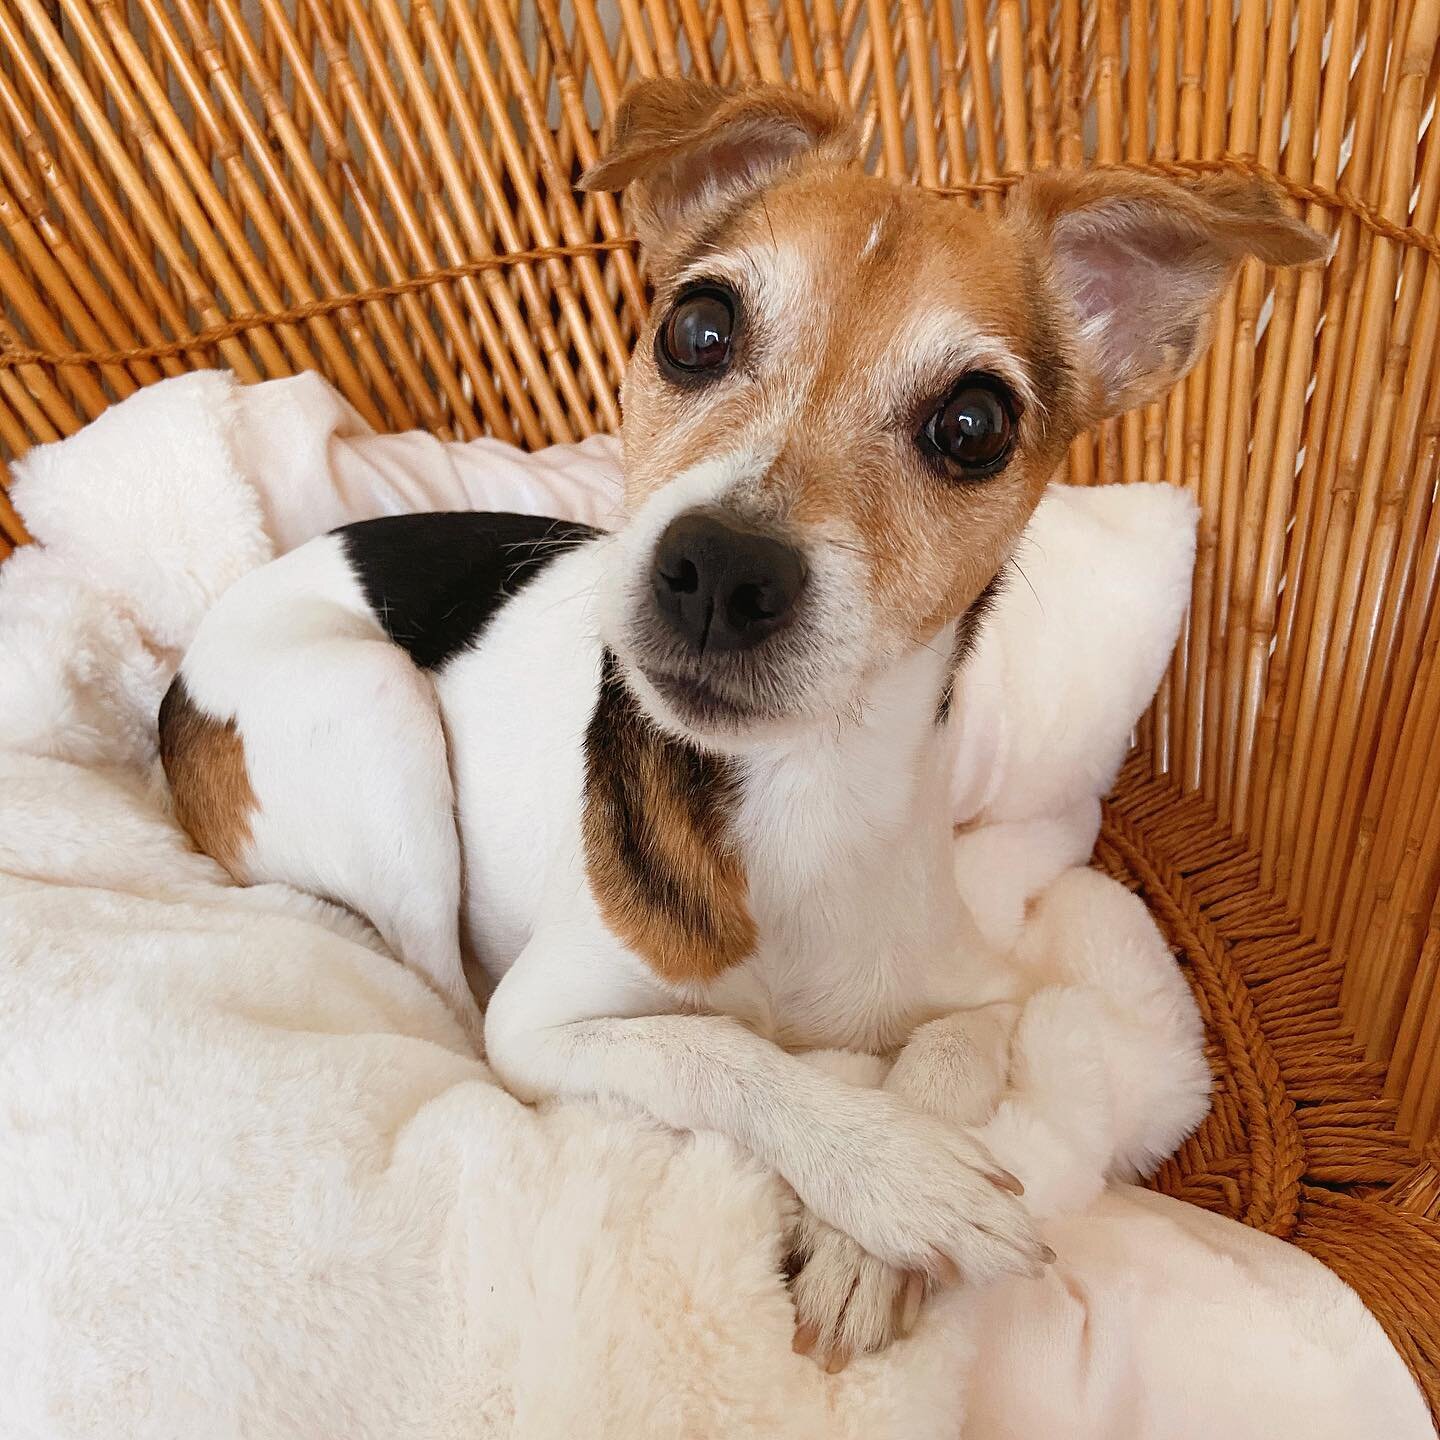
629 507 811 732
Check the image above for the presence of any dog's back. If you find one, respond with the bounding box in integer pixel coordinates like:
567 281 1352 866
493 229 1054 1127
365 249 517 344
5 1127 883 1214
159 511 599 1041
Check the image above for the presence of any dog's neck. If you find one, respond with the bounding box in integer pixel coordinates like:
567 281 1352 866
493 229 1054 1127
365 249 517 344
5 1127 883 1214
700 587 1020 1038
721 621 983 1046
733 622 958 884
582 621 965 992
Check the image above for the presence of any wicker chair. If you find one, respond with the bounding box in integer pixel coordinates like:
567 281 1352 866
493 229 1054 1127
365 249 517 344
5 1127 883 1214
0 0 1436 1415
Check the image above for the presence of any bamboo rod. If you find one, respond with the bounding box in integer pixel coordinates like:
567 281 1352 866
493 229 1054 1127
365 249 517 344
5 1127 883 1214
1210 0 1289 807
1257 0 1383 884
56 0 293 380
1286 0 1439 907
1228 0 1328 829
334 0 540 444
0 0 229 377
1308 149 1440 938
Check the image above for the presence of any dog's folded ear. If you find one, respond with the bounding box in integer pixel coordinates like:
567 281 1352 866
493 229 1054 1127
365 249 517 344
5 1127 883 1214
579 79 857 249
1007 168 1333 419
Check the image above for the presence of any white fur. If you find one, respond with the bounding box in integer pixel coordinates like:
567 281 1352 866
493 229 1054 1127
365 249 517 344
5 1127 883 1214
887 311 1038 415
860 215 886 259
181 537 484 1040
0 372 1428 1439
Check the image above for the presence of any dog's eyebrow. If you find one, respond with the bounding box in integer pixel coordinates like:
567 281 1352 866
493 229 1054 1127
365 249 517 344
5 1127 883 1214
662 205 754 297
887 312 1040 418
663 246 810 352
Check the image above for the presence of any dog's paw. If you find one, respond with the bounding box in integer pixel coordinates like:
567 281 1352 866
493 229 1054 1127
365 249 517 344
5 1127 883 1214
788 1208 923 1371
801 1095 1052 1283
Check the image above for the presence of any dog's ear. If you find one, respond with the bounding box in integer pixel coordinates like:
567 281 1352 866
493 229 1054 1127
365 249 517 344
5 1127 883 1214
1008 169 1332 418
579 79 857 248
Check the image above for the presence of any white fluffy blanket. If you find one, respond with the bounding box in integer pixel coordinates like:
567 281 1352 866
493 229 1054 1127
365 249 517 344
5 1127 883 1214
0 373 1429 1440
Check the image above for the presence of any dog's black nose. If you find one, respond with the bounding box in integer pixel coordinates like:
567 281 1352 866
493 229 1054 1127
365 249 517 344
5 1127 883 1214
651 511 806 653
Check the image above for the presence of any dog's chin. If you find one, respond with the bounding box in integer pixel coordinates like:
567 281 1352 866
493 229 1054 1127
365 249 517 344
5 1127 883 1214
621 657 807 750
633 664 779 744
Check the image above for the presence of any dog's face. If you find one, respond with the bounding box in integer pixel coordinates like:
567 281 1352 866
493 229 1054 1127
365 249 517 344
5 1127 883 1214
605 170 1077 744
581 81 1328 749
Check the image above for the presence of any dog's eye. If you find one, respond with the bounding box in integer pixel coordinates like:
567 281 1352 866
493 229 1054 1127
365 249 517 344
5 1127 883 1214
920 375 1018 477
657 285 736 378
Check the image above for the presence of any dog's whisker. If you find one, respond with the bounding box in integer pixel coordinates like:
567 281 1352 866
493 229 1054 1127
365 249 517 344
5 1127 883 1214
760 192 778 253
1011 560 1042 610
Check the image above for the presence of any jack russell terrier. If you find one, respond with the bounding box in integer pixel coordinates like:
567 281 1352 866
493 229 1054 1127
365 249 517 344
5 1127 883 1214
160 80 1327 1369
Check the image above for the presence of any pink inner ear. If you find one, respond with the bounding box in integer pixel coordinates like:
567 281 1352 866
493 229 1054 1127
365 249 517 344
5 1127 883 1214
1053 210 1220 403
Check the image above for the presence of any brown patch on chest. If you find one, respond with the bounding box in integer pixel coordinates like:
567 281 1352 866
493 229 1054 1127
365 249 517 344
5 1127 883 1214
158 675 257 878
583 652 756 984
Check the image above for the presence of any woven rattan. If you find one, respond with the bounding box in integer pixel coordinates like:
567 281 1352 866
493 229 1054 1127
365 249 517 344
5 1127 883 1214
1102 760 1439 1412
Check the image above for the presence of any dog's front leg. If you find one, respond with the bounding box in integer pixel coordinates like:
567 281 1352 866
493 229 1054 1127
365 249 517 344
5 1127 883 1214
792 868 1210 1368
484 926 1047 1288
788 1005 1027 1369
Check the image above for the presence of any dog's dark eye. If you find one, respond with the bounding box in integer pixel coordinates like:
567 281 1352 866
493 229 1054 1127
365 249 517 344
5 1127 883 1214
657 285 736 378
920 375 1018 477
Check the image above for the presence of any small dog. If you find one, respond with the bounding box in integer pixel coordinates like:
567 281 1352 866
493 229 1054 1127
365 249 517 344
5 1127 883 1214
161 80 1327 1366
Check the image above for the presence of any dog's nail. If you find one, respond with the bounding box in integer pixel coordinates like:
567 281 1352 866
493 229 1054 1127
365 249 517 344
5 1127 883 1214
899 1272 924 1334
932 1254 962 1287
1039 1244 1057 1264
990 1168 1025 1196
825 1348 850 1374
793 1323 820 1356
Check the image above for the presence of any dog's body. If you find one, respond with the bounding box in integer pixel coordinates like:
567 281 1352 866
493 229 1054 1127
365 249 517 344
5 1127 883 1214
162 80 1328 1367
174 506 1012 1050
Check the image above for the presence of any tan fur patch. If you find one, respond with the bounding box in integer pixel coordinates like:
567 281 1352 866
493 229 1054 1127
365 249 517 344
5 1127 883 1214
158 675 257 879
583 652 756 984
578 77 857 258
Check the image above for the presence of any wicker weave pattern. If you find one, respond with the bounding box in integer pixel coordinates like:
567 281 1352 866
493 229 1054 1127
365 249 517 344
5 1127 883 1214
1101 761 1440 1411
5 157 1440 374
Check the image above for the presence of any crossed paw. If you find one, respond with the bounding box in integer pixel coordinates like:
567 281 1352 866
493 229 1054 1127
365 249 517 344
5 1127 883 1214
786 1178 1050 1370
787 1207 930 1371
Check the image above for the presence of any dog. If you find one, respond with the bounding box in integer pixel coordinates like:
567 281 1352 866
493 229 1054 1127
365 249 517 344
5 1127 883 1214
159 79 1328 1369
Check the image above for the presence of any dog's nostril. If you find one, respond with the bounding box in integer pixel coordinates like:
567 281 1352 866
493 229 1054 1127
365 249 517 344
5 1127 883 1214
661 558 699 595
727 582 774 626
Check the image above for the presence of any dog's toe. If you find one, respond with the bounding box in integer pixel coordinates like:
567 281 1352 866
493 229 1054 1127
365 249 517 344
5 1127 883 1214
789 1217 916 1368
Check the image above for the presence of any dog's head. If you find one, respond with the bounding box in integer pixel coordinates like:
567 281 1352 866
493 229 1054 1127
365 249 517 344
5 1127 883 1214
581 79 1328 749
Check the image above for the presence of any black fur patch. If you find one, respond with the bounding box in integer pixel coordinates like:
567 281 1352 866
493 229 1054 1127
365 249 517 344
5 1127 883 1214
337 511 598 671
936 566 1008 725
